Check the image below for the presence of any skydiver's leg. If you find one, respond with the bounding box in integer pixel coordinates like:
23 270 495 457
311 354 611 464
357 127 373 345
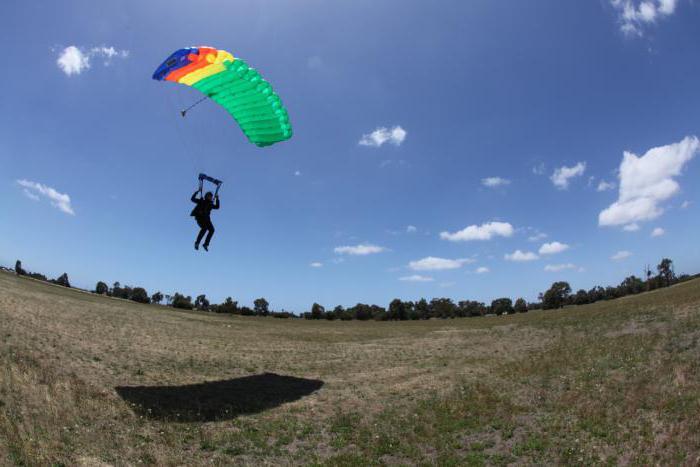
195 218 207 248
203 222 215 248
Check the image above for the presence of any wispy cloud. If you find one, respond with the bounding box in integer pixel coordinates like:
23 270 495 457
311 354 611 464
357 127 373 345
551 162 586 190
599 136 698 228
651 227 665 237
528 232 548 242
406 225 417 233
610 0 679 36
544 263 577 272
539 241 570 255
399 274 434 282
409 256 474 271
623 223 640 232
481 177 510 188
310 262 323 268
611 250 632 261
475 266 490 274
56 45 129 76
440 221 514 242
597 180 616 192
17 179 75 215
359 126 406 147
505 250 539 262
334 244 385 256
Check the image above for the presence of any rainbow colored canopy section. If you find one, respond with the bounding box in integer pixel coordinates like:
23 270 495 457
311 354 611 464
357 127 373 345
152 46 292 147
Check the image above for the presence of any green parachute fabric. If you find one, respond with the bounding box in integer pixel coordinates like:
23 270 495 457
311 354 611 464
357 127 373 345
152 46 292 147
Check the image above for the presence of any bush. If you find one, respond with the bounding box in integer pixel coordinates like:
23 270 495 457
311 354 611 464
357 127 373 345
171 293 193 310
130 287 150 304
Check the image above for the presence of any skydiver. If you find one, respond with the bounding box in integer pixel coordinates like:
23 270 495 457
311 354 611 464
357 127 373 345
190 190 220 251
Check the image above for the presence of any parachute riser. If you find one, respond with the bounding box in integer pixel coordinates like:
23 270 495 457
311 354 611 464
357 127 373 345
181 95 210 117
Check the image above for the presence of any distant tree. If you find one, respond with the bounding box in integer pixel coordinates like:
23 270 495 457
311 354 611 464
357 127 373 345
542 281 571 310
130 287 150 304
324 306 337 320
587 286 605 303
195 294 210 311
28 273 48 281
388 299 406 320
240 306 255 316
218 297 239 314
171 293 193 310
14 260 25 276
619 276 644 296
491 298 513 316
95 281 109 295
513 298 528 313
310 302 325 320
54 273 71 288
657 258 675 287
415 298 431 319
164 294 173 306
430 298 457 318
458 300 486 317
111 282 130 299
573 289 589 306
253 297 270 316
151 291 164 304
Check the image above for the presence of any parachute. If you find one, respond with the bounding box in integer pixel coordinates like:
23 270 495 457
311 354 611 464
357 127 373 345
152 46 292 147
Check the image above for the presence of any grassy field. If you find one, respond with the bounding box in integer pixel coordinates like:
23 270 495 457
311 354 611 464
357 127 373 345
1 271 699 465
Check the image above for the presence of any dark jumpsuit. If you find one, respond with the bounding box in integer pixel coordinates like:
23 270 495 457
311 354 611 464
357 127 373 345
191 192 220 247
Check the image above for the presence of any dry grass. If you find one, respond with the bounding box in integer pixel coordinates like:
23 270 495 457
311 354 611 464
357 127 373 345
1 271 699 465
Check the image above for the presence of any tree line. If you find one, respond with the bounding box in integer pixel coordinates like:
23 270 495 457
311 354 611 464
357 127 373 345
7 257 697 321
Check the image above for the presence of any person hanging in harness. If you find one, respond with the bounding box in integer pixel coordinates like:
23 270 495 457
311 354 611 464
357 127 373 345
191 174 222 251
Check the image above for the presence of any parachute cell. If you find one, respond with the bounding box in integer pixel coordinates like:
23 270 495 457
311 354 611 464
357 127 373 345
152 46 292 147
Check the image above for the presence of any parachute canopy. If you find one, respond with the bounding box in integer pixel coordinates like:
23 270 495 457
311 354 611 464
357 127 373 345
153 46 292 147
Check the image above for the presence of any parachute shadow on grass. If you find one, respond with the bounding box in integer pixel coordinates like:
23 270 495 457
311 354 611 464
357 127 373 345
115 373 323 422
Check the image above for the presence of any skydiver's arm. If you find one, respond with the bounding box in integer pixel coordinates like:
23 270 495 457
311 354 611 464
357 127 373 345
191 191 200 203
213 196 220 209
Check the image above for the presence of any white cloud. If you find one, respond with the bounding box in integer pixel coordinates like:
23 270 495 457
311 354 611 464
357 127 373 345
651 227 665 237
310 262 323 268
597 180 616 192
475 266 490 274
17 179 75 215
528 232 548 242
623 223 640 232
406 225 417 233
22 189 40 201
56 45 129 76
544 263 577 272
409 256 474 271
440 221 514 242
334 244 385 255
611 250 632 261
504 250 539 262
610 0 679 36
294 170 301 176
481 177 510 188
57 46 90 75
399 274 434 282
532 163 546 175
681 200 690 209
599 136 699 228
359 126 406 147
551 162 586 190
538 241 570 255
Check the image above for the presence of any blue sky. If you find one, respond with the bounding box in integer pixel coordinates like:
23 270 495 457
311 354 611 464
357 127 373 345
1 0 699 311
